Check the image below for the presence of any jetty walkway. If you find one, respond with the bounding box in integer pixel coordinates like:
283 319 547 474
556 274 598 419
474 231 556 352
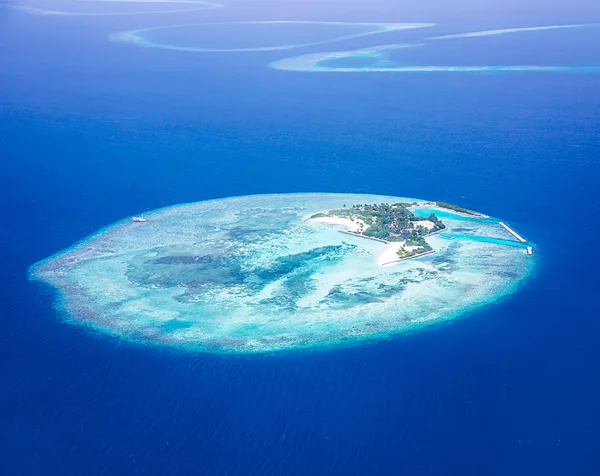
499 222 527 243
339 230 390 244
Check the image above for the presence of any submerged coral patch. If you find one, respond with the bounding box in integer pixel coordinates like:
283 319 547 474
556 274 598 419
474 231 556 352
8 2 600 74
110 22 433 53
9 0 222 16
271 24 600 73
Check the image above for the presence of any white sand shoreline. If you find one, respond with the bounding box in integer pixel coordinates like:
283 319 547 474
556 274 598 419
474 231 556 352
307 215 369 233
377 242 404 266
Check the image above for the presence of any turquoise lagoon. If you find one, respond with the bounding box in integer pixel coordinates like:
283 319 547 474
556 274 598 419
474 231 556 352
30 194 534 353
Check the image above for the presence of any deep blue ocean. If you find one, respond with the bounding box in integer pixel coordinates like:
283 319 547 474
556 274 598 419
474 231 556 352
1 1 600 474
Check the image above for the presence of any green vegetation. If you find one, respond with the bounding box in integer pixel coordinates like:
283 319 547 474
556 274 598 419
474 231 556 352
436 201 477 216
316 202 445 244
397 245 432 259
428 213 445 228
396 231 433 259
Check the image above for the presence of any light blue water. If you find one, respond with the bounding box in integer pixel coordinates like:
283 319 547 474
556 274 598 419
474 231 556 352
412 207 495 221
444 232 529 247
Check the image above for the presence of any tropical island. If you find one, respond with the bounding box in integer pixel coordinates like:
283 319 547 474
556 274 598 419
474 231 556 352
309 202 446 261
29 193 534 354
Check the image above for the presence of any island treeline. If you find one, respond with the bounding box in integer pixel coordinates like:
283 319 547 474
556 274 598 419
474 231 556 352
311 202 447 259
435 201 477 216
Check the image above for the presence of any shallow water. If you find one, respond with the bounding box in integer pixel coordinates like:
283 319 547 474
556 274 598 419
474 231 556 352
31 194 534 353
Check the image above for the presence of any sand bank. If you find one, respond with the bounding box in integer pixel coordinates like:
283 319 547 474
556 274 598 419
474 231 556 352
308 215 369 233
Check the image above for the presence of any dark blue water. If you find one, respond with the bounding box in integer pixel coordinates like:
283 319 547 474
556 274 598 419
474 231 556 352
2 2 600 475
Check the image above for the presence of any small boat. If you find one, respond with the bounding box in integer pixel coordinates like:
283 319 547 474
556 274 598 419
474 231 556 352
132 217 147 223
526 246 533 255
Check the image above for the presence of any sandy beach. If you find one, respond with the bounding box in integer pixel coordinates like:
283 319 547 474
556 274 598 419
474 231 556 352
377 242 404 266
307 215 369 233
377 242 427 266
